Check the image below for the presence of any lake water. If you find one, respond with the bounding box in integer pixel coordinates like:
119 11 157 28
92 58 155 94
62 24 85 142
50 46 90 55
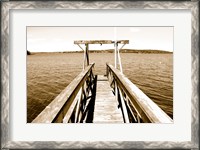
27 52 173 123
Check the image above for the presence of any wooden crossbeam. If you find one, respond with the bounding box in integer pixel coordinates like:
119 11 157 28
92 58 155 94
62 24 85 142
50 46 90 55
74 40 129 44
74 40 113 44
116 40 129 44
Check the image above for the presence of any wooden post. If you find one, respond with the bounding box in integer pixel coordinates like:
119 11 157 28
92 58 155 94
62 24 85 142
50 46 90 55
83 50 86 70
74 90 82 123
118 44 124 73
85 44 89 67
119 88 130 123
114 41 119 113
115 81 119 113
114 41 118 69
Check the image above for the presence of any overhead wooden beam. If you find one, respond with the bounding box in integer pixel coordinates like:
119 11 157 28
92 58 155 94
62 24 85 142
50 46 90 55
74 40 129 44
116 40 129 44
74 40 113 44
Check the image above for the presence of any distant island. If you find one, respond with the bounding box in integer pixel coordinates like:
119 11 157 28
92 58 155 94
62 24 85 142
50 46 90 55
27 49 173 55
63 49 173 54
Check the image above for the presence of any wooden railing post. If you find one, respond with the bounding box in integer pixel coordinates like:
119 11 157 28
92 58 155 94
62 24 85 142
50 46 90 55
114 41 118 69
118 88 130 123
85 43 89 67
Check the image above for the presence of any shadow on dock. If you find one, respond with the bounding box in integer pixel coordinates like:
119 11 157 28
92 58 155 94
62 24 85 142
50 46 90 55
82 75 97 123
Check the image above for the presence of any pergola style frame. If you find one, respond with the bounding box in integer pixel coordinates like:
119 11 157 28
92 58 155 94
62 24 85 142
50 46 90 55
74 40 129 72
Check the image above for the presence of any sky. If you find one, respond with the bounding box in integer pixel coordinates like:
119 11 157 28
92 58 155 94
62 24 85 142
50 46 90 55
27 27 173 52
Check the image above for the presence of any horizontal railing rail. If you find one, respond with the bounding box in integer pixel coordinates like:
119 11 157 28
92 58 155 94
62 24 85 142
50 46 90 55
106 63 173 123
32 63 95 123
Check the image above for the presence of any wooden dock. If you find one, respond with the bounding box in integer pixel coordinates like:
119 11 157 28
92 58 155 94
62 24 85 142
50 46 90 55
32 40 173 124
93 75 123 123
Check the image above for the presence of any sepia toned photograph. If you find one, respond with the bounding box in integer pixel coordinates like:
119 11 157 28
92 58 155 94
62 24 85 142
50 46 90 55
2 0 199 149
27 27 173 123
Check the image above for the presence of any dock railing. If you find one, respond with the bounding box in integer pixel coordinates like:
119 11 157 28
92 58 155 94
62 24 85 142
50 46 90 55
106 63 173 123
32 63 96 123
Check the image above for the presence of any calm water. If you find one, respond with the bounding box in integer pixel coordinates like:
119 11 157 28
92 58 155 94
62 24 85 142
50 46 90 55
27 52 173 122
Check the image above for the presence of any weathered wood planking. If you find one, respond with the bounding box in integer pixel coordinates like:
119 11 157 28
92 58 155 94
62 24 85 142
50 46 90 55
74 40 129 44
93 75 124 123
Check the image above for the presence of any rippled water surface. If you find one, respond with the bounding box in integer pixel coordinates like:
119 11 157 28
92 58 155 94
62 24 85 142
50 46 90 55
27 52 173 122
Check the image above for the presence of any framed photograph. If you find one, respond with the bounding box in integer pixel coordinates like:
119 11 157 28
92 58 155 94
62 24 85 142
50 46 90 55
1 0 199 149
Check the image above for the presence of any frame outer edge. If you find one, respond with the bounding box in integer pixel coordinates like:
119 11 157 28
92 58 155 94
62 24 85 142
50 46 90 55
1 1 10 150
1 1 199 149
191 1 199 149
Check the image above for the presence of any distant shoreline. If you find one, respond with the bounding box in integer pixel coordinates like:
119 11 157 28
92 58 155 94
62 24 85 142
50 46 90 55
28 49 173 55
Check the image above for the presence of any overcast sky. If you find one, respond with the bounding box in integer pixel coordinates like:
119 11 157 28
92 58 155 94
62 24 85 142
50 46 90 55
27 27 173 52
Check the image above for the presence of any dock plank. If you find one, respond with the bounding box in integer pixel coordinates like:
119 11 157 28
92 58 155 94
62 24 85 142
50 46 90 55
93 75 124 123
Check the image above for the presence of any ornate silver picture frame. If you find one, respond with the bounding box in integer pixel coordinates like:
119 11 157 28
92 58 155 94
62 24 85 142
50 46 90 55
1 1 199 149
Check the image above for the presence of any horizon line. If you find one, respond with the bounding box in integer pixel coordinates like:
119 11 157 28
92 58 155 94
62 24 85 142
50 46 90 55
27 49 173 53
